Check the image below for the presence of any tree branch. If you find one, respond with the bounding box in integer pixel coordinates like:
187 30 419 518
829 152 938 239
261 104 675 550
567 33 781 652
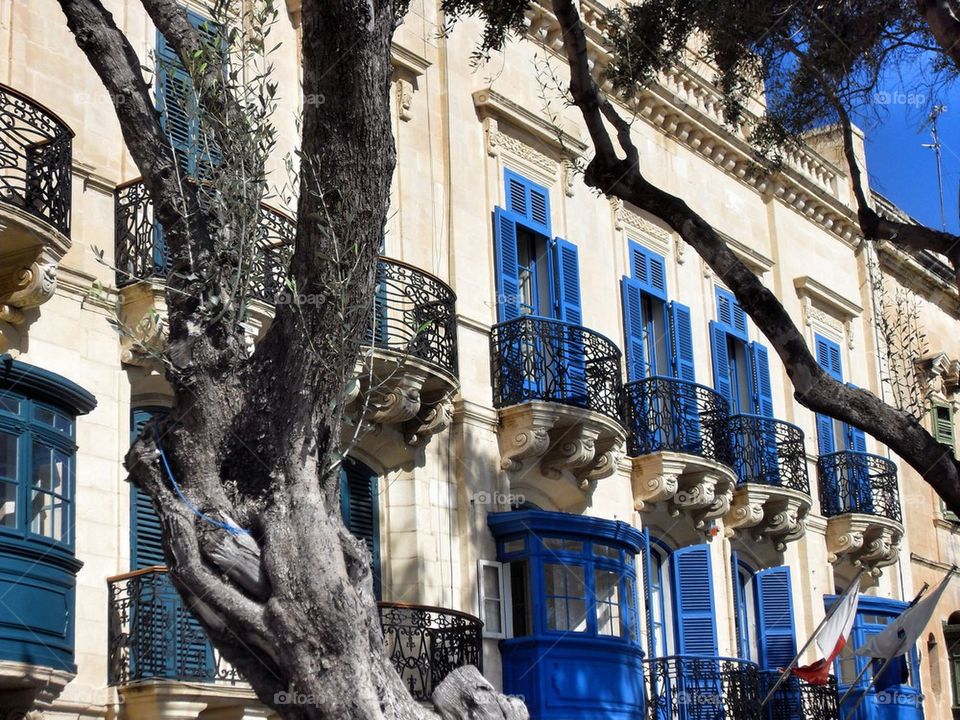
917 0 960 68
551 0 960 515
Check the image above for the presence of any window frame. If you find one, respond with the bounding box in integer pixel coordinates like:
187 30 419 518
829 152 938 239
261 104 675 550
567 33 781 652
478 559 510 640
0 392 77 550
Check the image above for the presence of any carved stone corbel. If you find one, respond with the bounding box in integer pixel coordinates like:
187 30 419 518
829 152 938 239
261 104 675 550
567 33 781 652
403 397 453 447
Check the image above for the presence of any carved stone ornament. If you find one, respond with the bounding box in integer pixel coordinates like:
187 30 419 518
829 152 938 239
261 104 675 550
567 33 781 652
824 513 903 575
496 401 625 514
724 484 812 551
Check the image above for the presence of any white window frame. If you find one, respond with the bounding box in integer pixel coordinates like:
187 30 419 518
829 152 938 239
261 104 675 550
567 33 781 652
478 559 511 639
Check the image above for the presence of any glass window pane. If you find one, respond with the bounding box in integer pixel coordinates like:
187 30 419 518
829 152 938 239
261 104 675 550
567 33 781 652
547 597 566 631
484 599 503 634
32 444 53 490
503 538 525 554
595 569 622 637
0 433 17 480
544 563 564 596
30 489 55 538
569 599 588 632
0 396 20 414
0 481 16 528
594 544 620 560
544 538 583 553
34 406 56 426
483 565 502 600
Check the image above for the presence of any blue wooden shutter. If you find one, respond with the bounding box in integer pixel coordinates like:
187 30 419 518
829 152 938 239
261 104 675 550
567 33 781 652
668 302 695 382
621 277 648 382
640 529 657 657
552 238 586 402
504 169 550 235
340 459 381 598
716 287 747 338
749 342 774 417
671 544 718 656
157 27 198 177
131 409 166 569
710 321 733 405
493 207 522 322
553 238 582 325
814 335 841 457
755 566 797 670
629 242 667 300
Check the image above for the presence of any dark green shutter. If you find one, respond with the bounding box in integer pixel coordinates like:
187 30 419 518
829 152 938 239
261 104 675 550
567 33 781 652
340 458 381 598
130 409 167 569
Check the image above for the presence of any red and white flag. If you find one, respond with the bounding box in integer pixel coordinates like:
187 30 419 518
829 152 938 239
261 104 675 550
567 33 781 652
792 576 861 685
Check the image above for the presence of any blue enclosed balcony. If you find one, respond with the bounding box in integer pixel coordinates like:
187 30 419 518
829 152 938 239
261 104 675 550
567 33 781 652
818 451 903 571
0 85 73 342
0 359 94 704
722 414 812 550
490 316 626 511
108 568 481 702
624 377 738 526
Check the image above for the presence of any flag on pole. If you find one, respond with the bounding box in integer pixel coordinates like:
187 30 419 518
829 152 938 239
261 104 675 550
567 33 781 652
793 576 861 685
854 571 954 687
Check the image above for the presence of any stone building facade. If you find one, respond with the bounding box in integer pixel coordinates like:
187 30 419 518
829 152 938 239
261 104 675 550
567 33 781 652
0 1 956 719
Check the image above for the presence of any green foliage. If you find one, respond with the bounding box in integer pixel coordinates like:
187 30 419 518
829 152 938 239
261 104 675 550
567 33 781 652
601 0 941 156
439 0 531 62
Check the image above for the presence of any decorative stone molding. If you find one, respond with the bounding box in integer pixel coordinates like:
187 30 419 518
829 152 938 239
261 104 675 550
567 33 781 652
483 116 558 184
390 45 430 123
631 452 738 530
0 202 70 344
610 198 672 254
474 88 589 157
794 276 863 350
496 402 625 514
824 513 903 575
0 660 74 715
343 350 459 473
916 352 960 399
724 484 812 551
523 1 862 247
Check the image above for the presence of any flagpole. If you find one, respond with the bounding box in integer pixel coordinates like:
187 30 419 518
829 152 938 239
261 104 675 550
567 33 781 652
838 574 946 712
842 654 896 720
759 567 868 709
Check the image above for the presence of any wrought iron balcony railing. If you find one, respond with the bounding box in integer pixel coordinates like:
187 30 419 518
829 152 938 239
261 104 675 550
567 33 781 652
761 672 840 720
0 84 73 235
370 258 458 376
818 451 901 523
114 179 294 304
727 414 810 494
624 376 732 464
107 569 482 697
107 567 241 686
644 655 761 720
490 315 623 423
378 601 483 701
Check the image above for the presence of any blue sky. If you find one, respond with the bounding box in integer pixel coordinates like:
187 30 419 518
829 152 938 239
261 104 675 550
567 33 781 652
855 65 960 235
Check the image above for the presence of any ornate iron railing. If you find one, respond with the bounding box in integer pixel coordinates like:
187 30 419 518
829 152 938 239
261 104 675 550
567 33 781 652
369 258 458 376
108 569 481 696
818 451 901 523
378 601 483 702
107 567 241 686
114 179 294 303
727 414 810 494
761 672 840 720
645 655 761 720
624 376 732 464
490 315 623 423
0 84 73 235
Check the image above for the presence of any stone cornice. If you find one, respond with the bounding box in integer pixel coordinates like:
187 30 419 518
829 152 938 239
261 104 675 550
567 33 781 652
524 1 861 247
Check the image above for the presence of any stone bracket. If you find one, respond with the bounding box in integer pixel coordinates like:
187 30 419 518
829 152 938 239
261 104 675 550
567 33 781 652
496 402 625 513
631 452 737 530
825 513 904 575
725 484 812 551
